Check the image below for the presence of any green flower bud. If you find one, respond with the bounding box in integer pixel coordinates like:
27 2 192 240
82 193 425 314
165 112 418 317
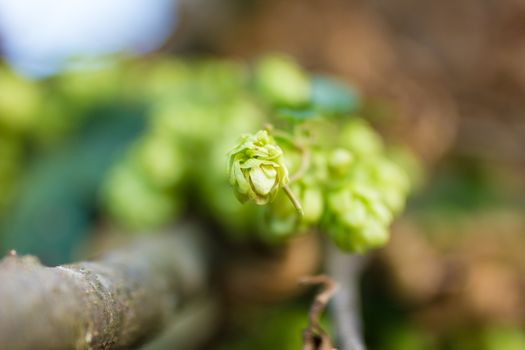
359 158 410 213
328 184 393 226
103 163 178 231
133 135 184 188
254 55 310 107
370 158 411 193
302 188 324 225
323 184 393 252
328 148 354 177
228 130 289 205
340 119 383 156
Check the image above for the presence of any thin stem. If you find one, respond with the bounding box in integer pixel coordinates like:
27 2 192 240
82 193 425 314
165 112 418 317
270 129 312 183
283 184 304 216
289 146 311 183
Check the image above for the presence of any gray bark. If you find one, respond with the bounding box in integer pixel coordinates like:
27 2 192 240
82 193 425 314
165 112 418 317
0 226 209 350
327 244 368 350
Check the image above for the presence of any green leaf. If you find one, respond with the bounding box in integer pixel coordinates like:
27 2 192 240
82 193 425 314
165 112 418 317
311 75 359 115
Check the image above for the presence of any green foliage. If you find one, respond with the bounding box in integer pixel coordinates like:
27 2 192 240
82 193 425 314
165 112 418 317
0 54 417 255
311 75 359 115
253 54 310 107
1 109 144 264
103 161 179 231
96 54 416 253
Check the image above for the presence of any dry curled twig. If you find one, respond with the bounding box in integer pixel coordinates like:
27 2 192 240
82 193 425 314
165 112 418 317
300 275 339 350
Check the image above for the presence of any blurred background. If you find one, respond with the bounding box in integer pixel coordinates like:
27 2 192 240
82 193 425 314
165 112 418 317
1 0 525 349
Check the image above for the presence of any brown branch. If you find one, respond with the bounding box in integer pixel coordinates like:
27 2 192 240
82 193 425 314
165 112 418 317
300 275 338 350
326 244 368 350
0 225 211 350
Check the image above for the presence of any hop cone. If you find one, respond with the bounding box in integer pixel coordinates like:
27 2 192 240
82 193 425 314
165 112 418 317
228 130 289 205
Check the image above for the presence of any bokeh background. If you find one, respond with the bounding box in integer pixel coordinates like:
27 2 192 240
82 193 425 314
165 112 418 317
1 0 525 349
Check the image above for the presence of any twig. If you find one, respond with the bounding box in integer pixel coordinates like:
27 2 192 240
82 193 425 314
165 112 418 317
289 147 311 183
326 244 368 350
300 275 338 350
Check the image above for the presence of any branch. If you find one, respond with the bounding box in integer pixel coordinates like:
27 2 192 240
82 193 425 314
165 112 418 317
0 225 210 350
326 244 368 350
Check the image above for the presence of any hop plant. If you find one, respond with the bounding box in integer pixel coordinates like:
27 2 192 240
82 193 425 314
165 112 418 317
228 130 290 205
132 135 184 189
103 163 179 231
323 184 392 252
253 55 310 107
93 55 417 255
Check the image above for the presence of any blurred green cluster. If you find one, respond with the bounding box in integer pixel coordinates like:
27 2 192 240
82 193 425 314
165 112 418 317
102 58 264 231
229 56 416 252
255 117 415 253
0 55 416 253
101 54 417 253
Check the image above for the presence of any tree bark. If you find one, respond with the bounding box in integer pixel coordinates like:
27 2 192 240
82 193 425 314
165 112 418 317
0 225 210 350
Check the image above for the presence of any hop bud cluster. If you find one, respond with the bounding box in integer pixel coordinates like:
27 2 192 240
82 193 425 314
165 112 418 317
0 54 416 253
102 60 250 231
245 119 413 252
323 157 410 252
91 54 417 254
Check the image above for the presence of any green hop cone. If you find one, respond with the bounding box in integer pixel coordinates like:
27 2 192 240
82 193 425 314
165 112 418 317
340 119 383 156
356 158 411 214
103 163 178 231
228 130 289 205
328 148 354 177
132 134 184 189
300 185 324 225
254 55 310 107
323 184 392 252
